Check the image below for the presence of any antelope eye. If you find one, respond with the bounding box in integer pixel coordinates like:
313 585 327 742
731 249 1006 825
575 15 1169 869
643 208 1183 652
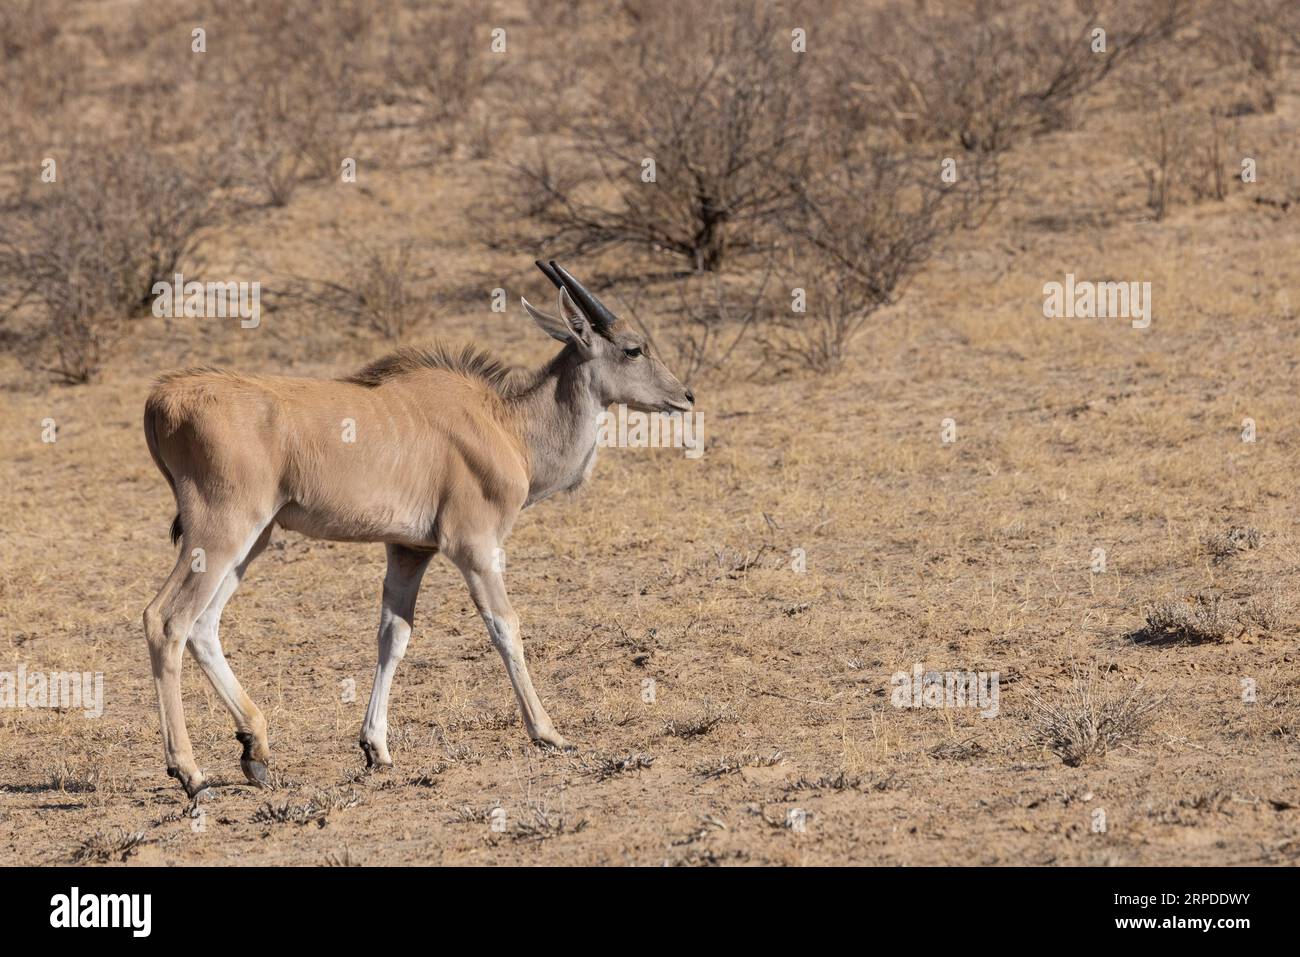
624 346 642 358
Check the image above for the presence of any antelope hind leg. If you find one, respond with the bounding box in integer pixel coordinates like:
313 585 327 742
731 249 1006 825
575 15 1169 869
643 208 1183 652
359 544 433 768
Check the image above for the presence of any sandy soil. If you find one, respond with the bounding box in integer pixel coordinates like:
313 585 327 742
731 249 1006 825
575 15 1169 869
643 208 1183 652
1 0 1298 866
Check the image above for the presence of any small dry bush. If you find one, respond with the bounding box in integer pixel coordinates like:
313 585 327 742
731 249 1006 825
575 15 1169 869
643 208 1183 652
1204 524 1261 560
278 233 436 340
614 263 777 386
696 750 783 780
0 0 88 146
1142 594 1238 644
382 1 502 156
1199 0 1298 102
510 0 810 271
45 760 100 794
1141 585 1286 642
761 147 953 373
1240 586 1289 633
583 752 656 781
211 0 384 204
0 147 219 382
72 828 149 864
507 805 589 844
828 0 1190 153
661 701 735 739
253 786 364 826
1123 60 1248 219
1029 668 1162 766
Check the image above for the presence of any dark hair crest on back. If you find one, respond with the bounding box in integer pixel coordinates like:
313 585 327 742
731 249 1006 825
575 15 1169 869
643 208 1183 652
343 343 525 396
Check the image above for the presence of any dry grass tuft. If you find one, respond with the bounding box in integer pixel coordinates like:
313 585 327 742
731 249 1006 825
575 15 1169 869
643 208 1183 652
661 702 735 739
252 786 364 826
1028 670 1163 767
507 806 589 844
72 828 149 864
1241 587 1290 632
583 752 655 781
45 760 100 794
1141 594 1240 644
695 750 783 780
323 847 363 866
785 772 896 794
1205 525 1262 561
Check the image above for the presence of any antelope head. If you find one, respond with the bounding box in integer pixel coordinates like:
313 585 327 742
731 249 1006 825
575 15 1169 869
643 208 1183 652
522 261 695 414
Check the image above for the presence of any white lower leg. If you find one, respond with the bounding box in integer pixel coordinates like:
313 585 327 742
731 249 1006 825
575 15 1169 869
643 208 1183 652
359 545 430 768
360 612 411 766
483 611 565 747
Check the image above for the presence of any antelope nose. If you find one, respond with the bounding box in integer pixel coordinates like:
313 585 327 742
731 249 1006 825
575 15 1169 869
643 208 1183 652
685 389 695 405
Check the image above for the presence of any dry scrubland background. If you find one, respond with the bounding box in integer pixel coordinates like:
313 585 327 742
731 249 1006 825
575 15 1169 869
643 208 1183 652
1 0 1299 865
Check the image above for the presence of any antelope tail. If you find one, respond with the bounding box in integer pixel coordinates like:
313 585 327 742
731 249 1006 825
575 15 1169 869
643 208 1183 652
142 400 183 546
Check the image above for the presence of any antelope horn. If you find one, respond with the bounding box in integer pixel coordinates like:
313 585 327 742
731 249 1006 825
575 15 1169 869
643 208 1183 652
534 260 564 290
549 261 618 333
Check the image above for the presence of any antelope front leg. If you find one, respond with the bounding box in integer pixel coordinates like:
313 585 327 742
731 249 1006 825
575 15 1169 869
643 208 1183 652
453 544 570 750
359 544 433 768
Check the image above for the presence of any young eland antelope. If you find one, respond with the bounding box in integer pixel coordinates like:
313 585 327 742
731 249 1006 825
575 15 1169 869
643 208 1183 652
142 261 694 798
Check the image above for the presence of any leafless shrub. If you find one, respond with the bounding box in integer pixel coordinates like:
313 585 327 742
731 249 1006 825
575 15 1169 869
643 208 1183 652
253 786 364 826
382 1 500 156
448 804 496 826
46 761 100 794
1125 57 1248 217
0 0 87 134
1186 112 1236 202
929 738 988 761
277 234 435 340
510 0 810 270
213 0 379 204
1205 524 1261 559
710 543 784 579
508 804 589 844
784 771 896 794
1127 91 1191 221
72 828 149 864
613 262 776 385
661 702 734 739
583 752 656 781
835 0 1190 153
1241 587 1289 633
696 750 783 780
405 764 447 787
761 149 951 373
1203 0 1294 85
0 147 218 382
1142 594 1238 644
667 264 776 385
1028 668 1162 766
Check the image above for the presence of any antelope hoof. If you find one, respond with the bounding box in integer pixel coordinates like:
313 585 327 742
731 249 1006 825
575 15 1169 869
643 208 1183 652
241 758 269 788
533 731 575 752
360 740 391 770
168 766 212 801
236 732 269 787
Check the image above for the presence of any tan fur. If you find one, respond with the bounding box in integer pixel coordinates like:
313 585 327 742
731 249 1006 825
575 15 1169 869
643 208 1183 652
141 281 693 797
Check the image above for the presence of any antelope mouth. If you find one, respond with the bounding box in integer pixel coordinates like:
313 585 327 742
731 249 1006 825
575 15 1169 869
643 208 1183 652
663 400 693 413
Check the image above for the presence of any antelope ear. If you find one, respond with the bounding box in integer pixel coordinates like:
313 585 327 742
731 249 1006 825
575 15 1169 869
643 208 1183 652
556 287 594 349
521 297 572 343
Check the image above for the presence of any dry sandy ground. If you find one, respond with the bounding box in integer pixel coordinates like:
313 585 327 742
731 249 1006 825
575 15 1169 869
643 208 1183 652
2 8 1300 867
